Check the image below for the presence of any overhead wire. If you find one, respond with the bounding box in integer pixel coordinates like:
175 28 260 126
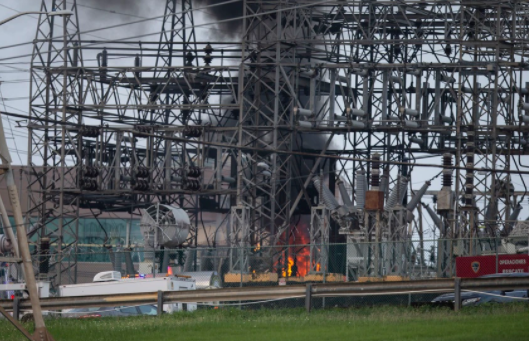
0 83 24 164
0 2 525 239
0 2 113 49
0 96 30 102
0 0 337 63
2 109 529 180
0 0 243 53
68 0 239 38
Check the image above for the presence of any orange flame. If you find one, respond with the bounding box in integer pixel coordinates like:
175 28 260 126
167 266 173 276
276 221 317 278
281 257 295 277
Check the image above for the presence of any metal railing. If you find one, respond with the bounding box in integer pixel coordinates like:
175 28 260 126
2 276 528 315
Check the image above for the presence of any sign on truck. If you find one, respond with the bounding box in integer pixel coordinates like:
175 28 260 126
456 254 529 278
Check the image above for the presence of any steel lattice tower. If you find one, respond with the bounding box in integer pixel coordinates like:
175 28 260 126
26 0 529 284
28 0 84 284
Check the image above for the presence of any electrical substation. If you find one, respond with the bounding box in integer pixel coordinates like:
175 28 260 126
2 0 529 287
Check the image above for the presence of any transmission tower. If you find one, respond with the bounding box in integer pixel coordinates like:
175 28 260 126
27 0 210 284
26 0 529 284
233 0 529 279
28 0 84 285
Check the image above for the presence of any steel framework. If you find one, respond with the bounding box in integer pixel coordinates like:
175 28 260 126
25 0 529 284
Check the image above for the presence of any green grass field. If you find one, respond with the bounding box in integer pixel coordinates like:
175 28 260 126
2 304 529 341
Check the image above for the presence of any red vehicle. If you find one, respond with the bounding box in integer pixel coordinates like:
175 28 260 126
456 254 529 278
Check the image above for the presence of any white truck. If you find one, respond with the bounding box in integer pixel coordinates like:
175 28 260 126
3 270 222 319
0 281 52 321
59 271 197 313
0 281 51 300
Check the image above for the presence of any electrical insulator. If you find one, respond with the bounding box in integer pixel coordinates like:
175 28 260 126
80 178 98 191
442 153 453 187
185 52 195 66
99 48 108 81
183 126 202 138
371 153 381 170
370 153 381 188
39 238 50 275
183 179 201 191
73 43 79 67
134 54 142 78
371 173 380 188
202 44 214 66
136 166 149 179
134 125 152 137
79 126 100 138
133 180 150 191
101 48 108 68
203 54 213 65
204 43 214 55
192 180 201 191
83 166 99 178
187 166 201 178
465 126 475 206
444 43 452 56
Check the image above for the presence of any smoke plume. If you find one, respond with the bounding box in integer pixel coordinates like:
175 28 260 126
78 0 161 33
81 0 149 15
80 0 243 37
195 0 244 36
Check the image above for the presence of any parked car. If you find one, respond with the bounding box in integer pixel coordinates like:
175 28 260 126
64 305 158 318
431 273 529 306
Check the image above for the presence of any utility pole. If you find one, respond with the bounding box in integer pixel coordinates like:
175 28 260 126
0 8 73 341
0 116 52 340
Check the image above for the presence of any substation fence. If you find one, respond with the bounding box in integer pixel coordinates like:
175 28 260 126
32 238 520 287
1 276 529 315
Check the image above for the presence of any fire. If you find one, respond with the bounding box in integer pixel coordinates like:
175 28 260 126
276 221 317 278
282 257 295 277
167 266 173 276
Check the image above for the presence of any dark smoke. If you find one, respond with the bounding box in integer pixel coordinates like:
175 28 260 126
195 0 244 36
81 0 151 14
78 0 162 33
81 0 243 37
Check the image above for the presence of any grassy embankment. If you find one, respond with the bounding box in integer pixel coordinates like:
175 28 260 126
1 303 528 341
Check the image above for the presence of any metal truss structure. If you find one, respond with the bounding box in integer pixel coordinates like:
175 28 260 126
26 0 529 284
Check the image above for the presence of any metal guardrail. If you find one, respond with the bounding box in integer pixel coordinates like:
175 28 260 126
0 257 22 263
1 277 528 314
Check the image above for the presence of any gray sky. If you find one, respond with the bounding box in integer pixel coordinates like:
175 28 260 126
0 0 42 164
